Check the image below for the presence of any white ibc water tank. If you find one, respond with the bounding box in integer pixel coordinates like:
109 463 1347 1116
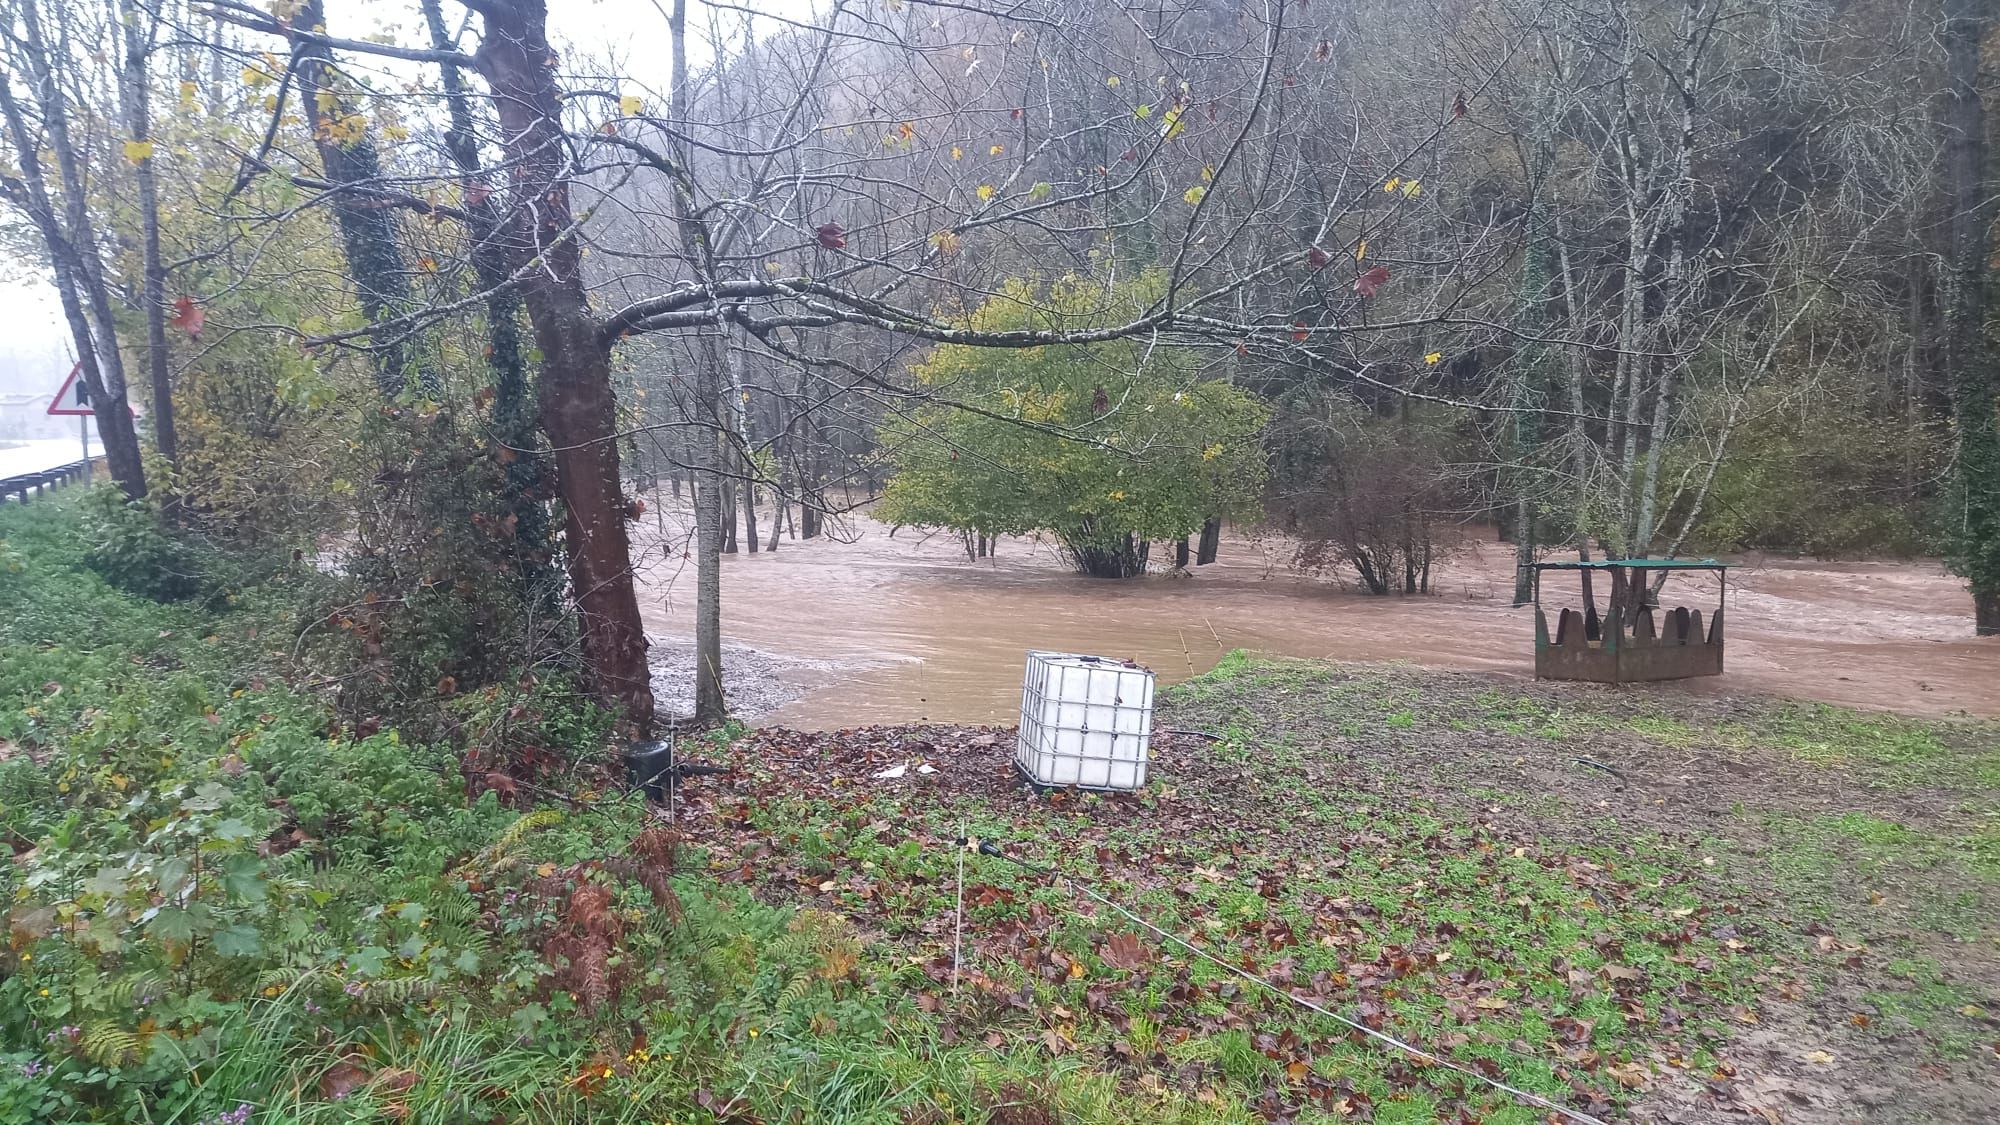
1015 651 1154 791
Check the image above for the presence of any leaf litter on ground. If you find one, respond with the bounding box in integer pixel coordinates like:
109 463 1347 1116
671 720 1763 1122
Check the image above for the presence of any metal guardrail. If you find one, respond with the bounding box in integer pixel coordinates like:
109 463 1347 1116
0 459 94 504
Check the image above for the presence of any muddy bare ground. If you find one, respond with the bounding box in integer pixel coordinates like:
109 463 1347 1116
673 659 1998 1124
627 497 2000 728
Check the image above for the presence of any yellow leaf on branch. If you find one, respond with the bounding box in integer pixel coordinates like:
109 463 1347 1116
121 139 154 164
619 94 644 116
976 184 995 201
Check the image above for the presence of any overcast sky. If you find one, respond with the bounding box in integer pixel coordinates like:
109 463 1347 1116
0 0 821 395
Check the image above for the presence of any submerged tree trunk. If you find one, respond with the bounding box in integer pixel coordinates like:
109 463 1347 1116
1065 522 1147 577
1196 517 1221 565
472 0 654 731
1351 549 1389 595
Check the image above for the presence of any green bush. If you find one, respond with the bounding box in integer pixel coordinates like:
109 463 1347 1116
4 498 1143 1125
78 490 210 602
877 272 1269 577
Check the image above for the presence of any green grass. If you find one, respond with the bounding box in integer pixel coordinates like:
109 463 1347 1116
1168 654 2000 1081
10 498 1994 1123
2 498 1214 1125
704 715 1771 1118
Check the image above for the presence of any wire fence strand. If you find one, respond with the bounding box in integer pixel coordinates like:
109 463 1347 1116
960 837 1611 1125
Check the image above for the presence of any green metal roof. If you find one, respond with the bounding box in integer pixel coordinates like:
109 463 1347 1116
1530 558 1729 571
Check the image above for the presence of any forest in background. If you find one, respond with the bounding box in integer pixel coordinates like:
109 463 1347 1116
2 0 1998 725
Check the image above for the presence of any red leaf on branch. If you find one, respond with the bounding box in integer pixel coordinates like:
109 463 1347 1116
1354 265 1392 298
815 222 847 250
1120 147 1138 162
170 296 204 337
1452 90 1469 119
1307 245 1331 270
1291 321 1310 342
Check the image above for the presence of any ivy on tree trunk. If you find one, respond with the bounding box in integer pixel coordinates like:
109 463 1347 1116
1943 0 2000 635
472 0 656 732
294 0 438 399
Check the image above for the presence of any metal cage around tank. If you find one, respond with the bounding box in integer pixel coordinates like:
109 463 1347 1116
1015 651 1155 791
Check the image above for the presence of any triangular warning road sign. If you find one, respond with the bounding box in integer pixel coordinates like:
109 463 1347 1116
47 362 91 416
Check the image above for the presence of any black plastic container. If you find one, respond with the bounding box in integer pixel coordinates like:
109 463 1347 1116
623 739 673 802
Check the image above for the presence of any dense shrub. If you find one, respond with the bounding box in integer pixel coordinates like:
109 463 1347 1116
1280 404 1468 594
0 501 928 1123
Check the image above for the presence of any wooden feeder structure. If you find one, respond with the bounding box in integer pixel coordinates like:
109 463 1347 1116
1529 559 1729 683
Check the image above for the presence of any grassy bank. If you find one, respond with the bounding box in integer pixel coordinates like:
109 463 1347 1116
685 657 1999 1123
0 500 1131 1124
5 497 1995 1123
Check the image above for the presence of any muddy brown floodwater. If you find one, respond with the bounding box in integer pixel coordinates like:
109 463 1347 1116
629 496 1999 727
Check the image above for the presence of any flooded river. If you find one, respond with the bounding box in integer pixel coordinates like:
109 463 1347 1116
631 498 2000 727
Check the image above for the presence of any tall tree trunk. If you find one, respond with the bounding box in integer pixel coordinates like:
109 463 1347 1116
0 6 146 498
1630 0 1711 557
119 1 175 466
765 418 789 551
472 0 654 731
1556 227 1600 609
294 0 436 398
727 339 758 553
692 339 728 722
1943 0 2000 634
1511 66 1558 604
421 0 557 613
662 0 728 724
720 481 738 553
